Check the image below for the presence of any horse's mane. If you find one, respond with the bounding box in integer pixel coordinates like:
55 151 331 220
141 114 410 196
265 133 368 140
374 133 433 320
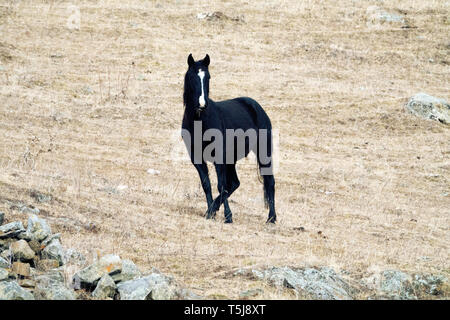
183 72 190 107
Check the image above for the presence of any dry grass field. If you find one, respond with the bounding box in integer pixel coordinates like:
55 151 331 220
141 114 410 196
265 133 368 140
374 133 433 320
0 0 449 299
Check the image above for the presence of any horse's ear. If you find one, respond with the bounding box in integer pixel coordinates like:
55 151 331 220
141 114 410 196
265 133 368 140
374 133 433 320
203 54 210 67
187 54 195 67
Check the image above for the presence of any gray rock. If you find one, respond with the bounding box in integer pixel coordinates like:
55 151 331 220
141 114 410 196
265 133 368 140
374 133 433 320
41 233 61 247
26 214 52 242
0 268 9 281
0 281 35 300
10 240 35 262
405 93 450 124
0 249 12 262
379 270 414 299
92 274 116 299
176 288 203 300
72 254 122 289
34 271 76 300
30 190 52 203
117 273 175 300
111 259 141 283
0 221 25 239
412 274 447 296
237 266 356 300
0 257 9 268
239 288 264 298
0 212 4 225
62 248 86 266
366 6 405 25
41 239 64 266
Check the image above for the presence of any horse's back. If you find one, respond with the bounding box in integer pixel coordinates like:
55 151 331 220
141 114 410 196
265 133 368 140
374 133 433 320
215 97 271 130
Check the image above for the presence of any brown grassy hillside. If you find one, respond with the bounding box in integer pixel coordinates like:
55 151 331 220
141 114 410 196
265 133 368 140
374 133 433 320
0 0 448 299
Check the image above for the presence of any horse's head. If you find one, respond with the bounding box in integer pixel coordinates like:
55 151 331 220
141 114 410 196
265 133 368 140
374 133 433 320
184 54 210 109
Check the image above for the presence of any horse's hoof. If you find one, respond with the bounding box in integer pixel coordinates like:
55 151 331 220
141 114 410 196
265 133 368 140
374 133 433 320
224 219 233 224
266 217 276 224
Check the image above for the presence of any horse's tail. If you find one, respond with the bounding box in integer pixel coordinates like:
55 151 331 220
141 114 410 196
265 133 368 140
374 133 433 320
253 102 273 210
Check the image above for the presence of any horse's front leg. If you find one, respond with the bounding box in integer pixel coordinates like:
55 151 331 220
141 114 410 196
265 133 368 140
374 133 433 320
193 162 213 215
206 164 231 222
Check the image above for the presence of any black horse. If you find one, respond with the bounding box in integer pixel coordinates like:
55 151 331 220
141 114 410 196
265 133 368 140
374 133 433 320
181 54 276 223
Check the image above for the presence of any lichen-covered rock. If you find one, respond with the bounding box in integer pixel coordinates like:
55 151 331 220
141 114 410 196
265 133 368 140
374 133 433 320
10 240 35 262
0 257 9 269
41 239 64 266
236 266 357 300
34 271 76 300
62 248 86 266
0 281 35 300
36 259 60 272
12 261 31 278
0 222 25 239
117 273 175 300
72 254 122 289
111 259 141 283
379 270 414 299
413 274 447 296
41 233 61 247
0 268 9 281
405 93 450 124
92 274 116 299
26 214 52 242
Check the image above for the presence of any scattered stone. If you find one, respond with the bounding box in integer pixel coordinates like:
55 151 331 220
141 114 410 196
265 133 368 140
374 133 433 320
111 259 141 283
26 214 52 242
0 249 12 261
27 240 42 254
146 168 160 175
0 221 25 239
366 6 405 26
41 239 64 266
377 270 414 299
34 271 76 300
117 273 175 300
11 261 31 278
176 288 203 300
0 281 35 300
92 274 116 299
10 240 35 262
41 233 61 247
0 257 9 268
18 279 35 288
0 268 9 281
0 238 14 251
239 288 264 299
236 266 357 300
36 259 60 272
62 248 86 266
0 212 4 225
413 274 446 296
30 190 52 203
405 93 450 124
197 11 245 23
72 254 122 289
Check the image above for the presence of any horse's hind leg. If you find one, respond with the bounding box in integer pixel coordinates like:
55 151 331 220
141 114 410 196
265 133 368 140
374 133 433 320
262 173 276 223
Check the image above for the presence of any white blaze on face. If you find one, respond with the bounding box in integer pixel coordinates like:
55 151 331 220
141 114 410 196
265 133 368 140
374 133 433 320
198 69 206 107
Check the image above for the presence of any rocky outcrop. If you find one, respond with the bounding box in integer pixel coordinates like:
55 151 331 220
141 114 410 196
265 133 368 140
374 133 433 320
0 213 75 300
0 212 193 300
234 266 448 300
235 266 357 299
